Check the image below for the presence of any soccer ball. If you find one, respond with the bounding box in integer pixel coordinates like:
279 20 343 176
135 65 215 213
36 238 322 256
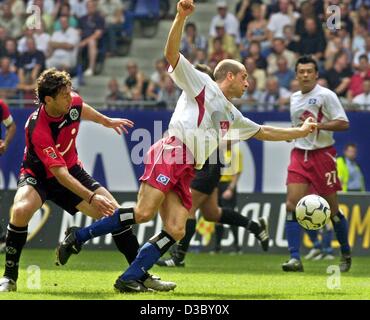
295 195 331 230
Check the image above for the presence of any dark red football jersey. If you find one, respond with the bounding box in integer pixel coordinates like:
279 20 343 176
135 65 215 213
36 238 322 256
21 92 83 179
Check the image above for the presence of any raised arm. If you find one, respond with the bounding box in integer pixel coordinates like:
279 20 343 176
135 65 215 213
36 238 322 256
164 0 194 68
81 102 134 134
254 117 317 141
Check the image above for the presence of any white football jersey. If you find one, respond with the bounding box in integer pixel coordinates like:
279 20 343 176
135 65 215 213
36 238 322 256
168 54 260 169
290 84 349 150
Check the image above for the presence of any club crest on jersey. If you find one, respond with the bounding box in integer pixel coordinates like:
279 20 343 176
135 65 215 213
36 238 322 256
69 108 79 121
43 146 57 159
26 177 37 185
156 174 170 186
229 111 234 121
308 98 317 104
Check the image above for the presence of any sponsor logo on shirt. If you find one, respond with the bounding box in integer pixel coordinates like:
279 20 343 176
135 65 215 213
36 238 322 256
156 174 170 186
220 120 230 137
69 108 79 121
43 146 57 159
299 110 315 123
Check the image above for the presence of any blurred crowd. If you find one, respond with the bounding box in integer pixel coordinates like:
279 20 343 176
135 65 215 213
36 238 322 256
1 0 370 111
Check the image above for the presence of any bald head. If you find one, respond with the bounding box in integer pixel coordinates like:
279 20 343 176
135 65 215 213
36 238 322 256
214 59 245 81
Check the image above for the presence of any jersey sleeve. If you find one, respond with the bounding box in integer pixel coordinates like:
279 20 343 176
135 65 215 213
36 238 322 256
32 125 66 170
0 100 13 127
229 107 261 141
168 54 213 98
71 91 83 106
323 90 349 121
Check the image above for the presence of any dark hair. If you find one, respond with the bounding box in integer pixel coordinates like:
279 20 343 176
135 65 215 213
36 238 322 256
36 68 72 104
359 54 369 62
295 55 318 72
195 64 215 80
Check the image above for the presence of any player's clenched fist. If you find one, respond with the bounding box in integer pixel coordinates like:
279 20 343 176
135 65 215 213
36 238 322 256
177 0 194 17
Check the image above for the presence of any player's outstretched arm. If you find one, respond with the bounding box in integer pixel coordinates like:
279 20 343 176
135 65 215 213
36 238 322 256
254 117 317 141
317 119 349 131
81 102 134 134
0 121 16 155
50 166 115 216
164 0 194 67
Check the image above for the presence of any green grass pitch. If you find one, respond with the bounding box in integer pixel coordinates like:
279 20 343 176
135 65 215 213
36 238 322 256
0 249 369 300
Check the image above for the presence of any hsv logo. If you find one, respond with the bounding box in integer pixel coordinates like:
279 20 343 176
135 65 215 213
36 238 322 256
308 98 317 104
43 146 57 159
220 121 230 137
156 174 170 186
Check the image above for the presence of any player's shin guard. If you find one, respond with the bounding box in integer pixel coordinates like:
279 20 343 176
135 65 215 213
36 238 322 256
285 211 301 260
3 224 28 282
306 229 322 250
75 207 136 244
120 230 176 281
112 226 139 264
331 211 351 255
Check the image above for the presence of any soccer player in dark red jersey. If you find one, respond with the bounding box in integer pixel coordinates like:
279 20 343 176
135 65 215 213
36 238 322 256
0 99 16 253
0 69 175 292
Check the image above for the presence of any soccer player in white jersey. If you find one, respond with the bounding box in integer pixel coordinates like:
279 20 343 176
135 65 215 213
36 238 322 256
56 0 317 293
282 55 352 273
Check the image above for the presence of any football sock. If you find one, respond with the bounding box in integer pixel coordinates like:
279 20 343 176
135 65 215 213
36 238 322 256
219 207 260 234
285 211 301 260
176 218 196 258
215 224 224 251
306 229 322 250
112 226 139 264
4 224 28 281
75 207 135 244
322 227 334 254
121 230 175 281
331 211 351 255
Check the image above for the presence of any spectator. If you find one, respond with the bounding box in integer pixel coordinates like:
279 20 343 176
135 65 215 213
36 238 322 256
0 2 23 39
192 48 208 66
274 56 295 89
78 0 105 76
146 58 167 101
70 0 88 18
325 33 351 70
298 17 326 61
258 76 290 111
209 1 241 44
289 78 300 94
209 37 230 67
17 37 45 92
337 144 366 192
0 27 8 58
3 38 19 73
180 22 207 61
235 0 264 38
352 79 370 110
208 20 240 61
243 56 266 91
99 0 124 57
325 50 353 98
105 78 127 109
245 3 269 50
46 16 80 73
283 24 299 54
347 54 370 101
267 0 298 40
157 75 181 110
235 75 262 112
353 34 370 69
243 40 267 69
267 37 296 75
8 0 26 19
0 57 19 99
53 2 79 31
294 0 323 37
123 61 147 100
352 21 368 55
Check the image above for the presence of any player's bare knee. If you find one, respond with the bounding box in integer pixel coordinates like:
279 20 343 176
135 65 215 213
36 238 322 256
166 226 185 241
11 203 33 225
134 208 155 223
